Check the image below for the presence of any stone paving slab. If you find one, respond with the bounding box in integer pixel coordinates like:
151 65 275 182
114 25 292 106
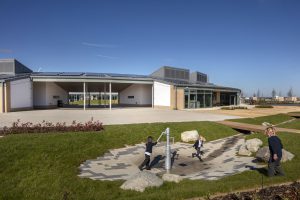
0 108 240 128
78 135 262 181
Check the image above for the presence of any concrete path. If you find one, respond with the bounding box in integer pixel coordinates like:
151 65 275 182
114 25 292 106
78 135 260 181
0 108 240 128
217 121 300 134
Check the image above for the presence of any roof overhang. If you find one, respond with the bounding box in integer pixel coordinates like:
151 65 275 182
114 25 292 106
31 76 154 84
178 86 240 93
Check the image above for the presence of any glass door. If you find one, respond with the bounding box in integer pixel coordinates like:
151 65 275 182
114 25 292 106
230 95 236 105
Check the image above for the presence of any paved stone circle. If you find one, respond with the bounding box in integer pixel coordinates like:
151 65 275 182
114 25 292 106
79 135 261 181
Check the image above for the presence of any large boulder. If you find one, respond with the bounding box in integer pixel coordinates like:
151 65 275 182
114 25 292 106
181 130 199 142
256 146 295 163
245 138 263 153
282 149 295 162
162 173 184 183
238 144 252 156
256 146 269 162
120 171 163 192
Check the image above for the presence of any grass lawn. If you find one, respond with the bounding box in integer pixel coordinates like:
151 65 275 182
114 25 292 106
278 119 300 130
0 121 299 200
229 114 294 126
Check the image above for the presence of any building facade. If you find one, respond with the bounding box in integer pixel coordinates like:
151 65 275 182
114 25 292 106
0 59 241 113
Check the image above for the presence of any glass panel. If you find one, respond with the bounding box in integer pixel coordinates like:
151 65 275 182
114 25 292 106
189 93 196 109
197 93 204 108
184 89 189 108
185 93 189 108
205 93 212 107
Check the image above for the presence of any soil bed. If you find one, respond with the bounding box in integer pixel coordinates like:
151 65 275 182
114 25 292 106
210 182 300 200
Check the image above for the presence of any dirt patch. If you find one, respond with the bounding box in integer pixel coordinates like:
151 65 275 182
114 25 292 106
203 106 300 118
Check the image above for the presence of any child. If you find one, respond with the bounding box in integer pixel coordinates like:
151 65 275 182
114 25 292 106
265 127 285 176
192 135 205 161
139 136 157 170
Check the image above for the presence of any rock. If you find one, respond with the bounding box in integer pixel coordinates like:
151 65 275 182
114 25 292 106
256 146 270 162
120 171 163 192
245 138 263 153
181 130 199 142
282 149 295 162
256 146 295 163
238 144 252 156
162 173 184 183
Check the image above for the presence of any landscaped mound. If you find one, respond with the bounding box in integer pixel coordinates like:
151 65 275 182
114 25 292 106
0 118 104 135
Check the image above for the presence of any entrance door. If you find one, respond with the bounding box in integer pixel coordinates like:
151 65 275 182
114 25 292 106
189 93 196 108
230 95 236 105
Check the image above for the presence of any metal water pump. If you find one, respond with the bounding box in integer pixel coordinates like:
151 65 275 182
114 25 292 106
157 127 171 172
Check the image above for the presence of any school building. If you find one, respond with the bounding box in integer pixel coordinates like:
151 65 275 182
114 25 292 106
0 59 241 113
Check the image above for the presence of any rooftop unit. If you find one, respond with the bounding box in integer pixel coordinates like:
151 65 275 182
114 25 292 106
0 59 33 75
150 66 190 81
190 71 208 83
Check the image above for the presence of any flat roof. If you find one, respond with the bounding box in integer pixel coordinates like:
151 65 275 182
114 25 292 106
0 71 240 92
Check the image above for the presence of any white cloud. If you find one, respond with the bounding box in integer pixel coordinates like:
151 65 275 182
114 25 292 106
0 49 13 53
96 54 119 59
82 42 117 48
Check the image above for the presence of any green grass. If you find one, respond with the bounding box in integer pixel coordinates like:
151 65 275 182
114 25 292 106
278 119 300 130
255 105 274 108
221 106 248 110
229 114 294 126
288 112 300 116
0 121 299 200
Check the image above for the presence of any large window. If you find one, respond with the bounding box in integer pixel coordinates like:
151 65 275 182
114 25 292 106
220 92 237 106
184 89 212 109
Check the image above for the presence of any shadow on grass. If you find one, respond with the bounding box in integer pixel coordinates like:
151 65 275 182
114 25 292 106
246 165 268 176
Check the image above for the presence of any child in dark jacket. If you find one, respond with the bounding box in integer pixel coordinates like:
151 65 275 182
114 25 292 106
265 127 285 176
192 135 205 161
139 136 157 170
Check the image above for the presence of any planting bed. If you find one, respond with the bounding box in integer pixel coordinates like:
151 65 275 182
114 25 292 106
211 182 300 200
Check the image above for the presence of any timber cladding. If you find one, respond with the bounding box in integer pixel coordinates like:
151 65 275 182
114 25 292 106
176 88 184 110
4 82 11 113
170 86 184 110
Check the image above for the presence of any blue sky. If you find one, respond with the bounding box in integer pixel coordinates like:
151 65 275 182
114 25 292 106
0 0 299 97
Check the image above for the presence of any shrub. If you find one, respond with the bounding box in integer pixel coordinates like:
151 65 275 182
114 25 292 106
221 106 235 110
221 106 248 110
255 105 274 108
0 118 104 135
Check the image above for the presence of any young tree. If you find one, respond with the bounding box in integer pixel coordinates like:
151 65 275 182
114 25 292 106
256 89 261 98
287 87 293 97
240 90 244 98
272 89 277 98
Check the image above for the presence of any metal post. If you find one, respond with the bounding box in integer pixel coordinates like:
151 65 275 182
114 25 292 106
152 84 154 108
109 82 112 110
104 83 106 107
165 127 171 172
83 82 86 110
1 82 4 113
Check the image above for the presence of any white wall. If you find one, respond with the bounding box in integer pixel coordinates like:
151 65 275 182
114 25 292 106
33 82 68 107
10 78 33 109
153 81 171 107
119 84 152 105
0 83 4 113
